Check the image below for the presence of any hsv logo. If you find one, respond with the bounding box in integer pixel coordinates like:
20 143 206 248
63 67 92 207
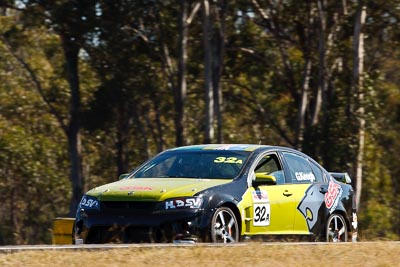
165 198 202 210
80 197 99 209
119 186 153 191
324 178 343 213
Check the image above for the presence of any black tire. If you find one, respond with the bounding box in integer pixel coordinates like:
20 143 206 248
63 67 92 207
325 213 348 242
210 207 239 243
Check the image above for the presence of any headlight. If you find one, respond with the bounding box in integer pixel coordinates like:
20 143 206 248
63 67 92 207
164 197 203 210
79 195 100 210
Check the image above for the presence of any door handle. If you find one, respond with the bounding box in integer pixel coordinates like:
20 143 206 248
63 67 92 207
283 190 293 197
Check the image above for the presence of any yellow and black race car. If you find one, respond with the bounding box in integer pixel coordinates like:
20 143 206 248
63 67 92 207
74 144 358 243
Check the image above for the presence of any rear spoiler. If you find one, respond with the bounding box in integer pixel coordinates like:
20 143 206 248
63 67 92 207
329 172 352 184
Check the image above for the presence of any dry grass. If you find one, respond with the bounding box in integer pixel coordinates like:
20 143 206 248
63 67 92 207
0 242 399 267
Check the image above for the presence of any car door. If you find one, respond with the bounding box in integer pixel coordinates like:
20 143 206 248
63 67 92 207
280 151 327 234
245 152 297 235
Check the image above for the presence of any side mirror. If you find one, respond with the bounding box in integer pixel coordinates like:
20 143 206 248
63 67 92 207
330 172 352 184
253 173 277 187
119 173 129 180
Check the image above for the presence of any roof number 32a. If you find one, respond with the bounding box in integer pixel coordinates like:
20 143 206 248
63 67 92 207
214 157 243 164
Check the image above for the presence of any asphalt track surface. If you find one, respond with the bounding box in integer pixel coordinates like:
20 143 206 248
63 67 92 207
1 241 397 252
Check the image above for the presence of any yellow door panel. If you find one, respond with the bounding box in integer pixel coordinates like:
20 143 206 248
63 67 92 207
238 184 313 236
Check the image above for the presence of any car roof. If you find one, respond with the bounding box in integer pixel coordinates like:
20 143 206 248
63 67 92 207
169 144 296 153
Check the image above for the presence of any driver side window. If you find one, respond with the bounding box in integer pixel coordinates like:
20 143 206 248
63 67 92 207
255 154 285 185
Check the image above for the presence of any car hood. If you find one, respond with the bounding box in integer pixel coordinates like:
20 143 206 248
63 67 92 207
86 178 232 201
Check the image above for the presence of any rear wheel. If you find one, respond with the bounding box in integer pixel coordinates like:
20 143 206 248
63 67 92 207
210 207 239 243
326 213 348 242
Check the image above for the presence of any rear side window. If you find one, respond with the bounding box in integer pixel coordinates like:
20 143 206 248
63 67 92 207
282 152 316 184
309 160 324 182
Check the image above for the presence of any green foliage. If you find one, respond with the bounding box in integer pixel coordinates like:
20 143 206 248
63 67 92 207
359 139 396 240
0 87 70 245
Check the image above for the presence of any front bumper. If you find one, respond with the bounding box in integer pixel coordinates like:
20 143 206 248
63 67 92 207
74 203 208 243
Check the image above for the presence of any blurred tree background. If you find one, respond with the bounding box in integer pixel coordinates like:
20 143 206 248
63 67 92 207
0 0 399 244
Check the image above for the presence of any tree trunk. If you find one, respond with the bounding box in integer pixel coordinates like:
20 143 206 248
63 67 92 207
212 0 227 144
175 0 188 147
152 93 165 152
312 0 327 126
296 58 312 150
203 0 214 143
353 2 366 210
116 101 129 175
61 33 84 216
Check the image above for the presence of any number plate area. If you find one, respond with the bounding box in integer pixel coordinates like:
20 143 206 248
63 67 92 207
252 190 271 227
253 203 270 226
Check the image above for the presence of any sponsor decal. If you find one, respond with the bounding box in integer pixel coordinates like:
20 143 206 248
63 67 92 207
324 178 343 213
214 145 235 150
119 186 153 191
206 144 250 150
165 198 202 210
252 189 270 226
297 184 321 231
80 196 99 209
295 172 316 182
252 190 269 201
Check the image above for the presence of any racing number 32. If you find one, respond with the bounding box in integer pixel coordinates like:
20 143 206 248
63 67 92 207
253 203 270 226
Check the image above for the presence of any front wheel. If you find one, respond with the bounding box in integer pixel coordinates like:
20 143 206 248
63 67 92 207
326 213 348 242
210 207 239 243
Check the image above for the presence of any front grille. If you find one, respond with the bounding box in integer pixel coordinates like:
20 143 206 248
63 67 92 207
86 224 175 243
101 201 158 212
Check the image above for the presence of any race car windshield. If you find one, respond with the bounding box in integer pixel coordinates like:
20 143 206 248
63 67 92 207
132 150 250 179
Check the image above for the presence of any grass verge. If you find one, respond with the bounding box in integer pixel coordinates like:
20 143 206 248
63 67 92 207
0 242 399 267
